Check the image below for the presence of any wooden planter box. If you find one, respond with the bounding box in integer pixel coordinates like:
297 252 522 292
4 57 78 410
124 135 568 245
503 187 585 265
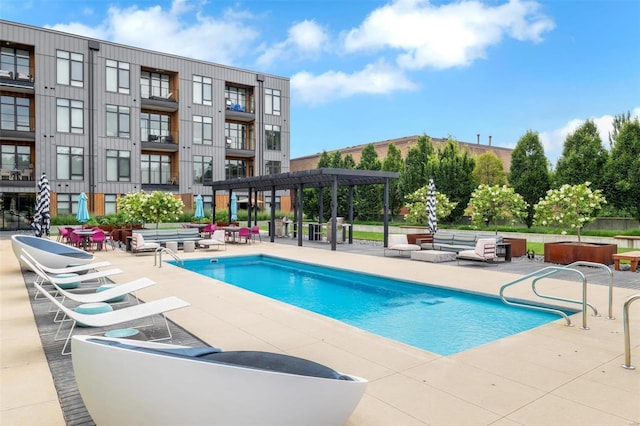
407 233 433 245
544 242 618 265
504 238 527 257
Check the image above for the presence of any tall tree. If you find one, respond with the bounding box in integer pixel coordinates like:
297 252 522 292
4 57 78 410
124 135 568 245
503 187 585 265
472 151 507 185
398 134 434 198
602 118 640 220
608 111 632 147
554 119 608 189
508 130 550 227
355 144 382 221
430 140 476 223
382 143 404 218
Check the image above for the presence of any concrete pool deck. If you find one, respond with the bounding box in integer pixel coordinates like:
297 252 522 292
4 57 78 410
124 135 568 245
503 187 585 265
2 237 639 425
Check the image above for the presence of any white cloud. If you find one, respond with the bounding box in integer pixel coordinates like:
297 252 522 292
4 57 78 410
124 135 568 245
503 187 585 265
256 20 328 68
539 107 640 167
344 0 554 70
48 0 258 65
291 60 417 105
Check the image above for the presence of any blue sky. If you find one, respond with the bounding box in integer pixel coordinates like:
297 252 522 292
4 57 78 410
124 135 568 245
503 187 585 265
2 0 639 165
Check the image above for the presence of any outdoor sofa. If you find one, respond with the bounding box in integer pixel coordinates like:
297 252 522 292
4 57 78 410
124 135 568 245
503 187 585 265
423 231 503 253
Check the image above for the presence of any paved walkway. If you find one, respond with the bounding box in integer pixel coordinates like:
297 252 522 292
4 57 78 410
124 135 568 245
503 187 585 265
2 233 639 425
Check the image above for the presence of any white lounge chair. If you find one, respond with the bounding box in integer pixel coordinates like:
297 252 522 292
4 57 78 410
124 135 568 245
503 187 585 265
32 280 190 354
71 335 367 426
198 230 226 251
384 234 421 256
456 238 498 264
21 254 156 320
131 232 160 255
21 248 111 275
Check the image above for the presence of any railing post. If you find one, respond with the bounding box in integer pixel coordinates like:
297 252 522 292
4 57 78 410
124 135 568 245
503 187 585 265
622 294 640 370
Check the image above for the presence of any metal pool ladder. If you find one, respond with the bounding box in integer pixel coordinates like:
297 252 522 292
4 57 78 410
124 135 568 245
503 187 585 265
154 246 183 268
500 265 593 329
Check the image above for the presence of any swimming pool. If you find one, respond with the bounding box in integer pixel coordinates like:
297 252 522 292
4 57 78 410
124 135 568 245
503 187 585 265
174 255 571 356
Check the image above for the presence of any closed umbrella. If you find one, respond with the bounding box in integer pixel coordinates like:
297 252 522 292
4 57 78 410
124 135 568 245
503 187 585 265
76 192 90 224
427 178 437 234
230 193 238 222
194 194 205 220
33 172 51 237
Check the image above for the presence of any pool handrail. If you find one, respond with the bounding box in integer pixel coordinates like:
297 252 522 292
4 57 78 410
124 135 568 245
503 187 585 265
499 265 588 329
154 247 183 268
621 293 640 370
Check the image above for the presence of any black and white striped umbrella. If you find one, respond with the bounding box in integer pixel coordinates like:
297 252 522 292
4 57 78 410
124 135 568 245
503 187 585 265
427 178 437 234
33 172 51 237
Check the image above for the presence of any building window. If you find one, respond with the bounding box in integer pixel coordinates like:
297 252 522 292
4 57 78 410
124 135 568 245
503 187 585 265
265 195 281 212
265 88 281 116
104 194 118 215
106 59 130 94
193 75 212 106
56 146 84 180
56 98 84 134
1 145 31 170
225 85 252 112
225 122 253 150
265 124 281 151
56 193 79 215
225 159 252 180
193 155 213 184
106 150 130 182
106 105 130 138
141 112 170 142
1 96 30 131
202 195 212 213
1 47 31 78
56 50 83 87
265 160 281 175
141 154 171 184
140 71 171 99
193 115 213 145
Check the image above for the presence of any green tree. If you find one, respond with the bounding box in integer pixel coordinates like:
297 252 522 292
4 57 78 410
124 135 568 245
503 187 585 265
533 182 606 242
430 139 476 222
508 130 550 227
465 184 528 233
118 190 185 229
472 151 507 185
355 144 382 221
404 187 457 225
608 111 632 147
382 143 404 218
398 134 434 198
554 120 608 189
602 118 640 220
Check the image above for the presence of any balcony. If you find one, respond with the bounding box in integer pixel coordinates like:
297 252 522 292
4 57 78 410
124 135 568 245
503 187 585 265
0 70 35 94
0 116 36 142
0 168 35 187
141 172 178 191
225 99 255 122
141 134 179 152
225 137 255 158
140 88 179 112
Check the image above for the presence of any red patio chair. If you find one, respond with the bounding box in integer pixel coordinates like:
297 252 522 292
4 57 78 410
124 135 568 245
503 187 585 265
238 227 251 244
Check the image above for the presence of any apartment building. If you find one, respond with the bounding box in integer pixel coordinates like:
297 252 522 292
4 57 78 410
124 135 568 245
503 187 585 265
0 20 290 230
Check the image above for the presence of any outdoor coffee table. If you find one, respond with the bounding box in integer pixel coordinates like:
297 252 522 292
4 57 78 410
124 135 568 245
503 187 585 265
411 250 456 263
612 251 640 272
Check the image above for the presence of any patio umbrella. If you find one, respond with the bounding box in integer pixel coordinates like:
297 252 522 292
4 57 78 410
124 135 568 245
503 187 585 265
427 178 437 234
230 193 238 222
194 194 205 220
33 172 51 237
76 192 90 224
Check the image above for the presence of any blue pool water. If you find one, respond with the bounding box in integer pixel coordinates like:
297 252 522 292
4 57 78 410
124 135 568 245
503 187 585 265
174 255 570 356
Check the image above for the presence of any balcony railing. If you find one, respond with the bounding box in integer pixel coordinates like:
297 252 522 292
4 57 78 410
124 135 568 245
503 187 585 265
0 69 35 93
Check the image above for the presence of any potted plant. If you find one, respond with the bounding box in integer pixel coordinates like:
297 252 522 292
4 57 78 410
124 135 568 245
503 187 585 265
534 182 616 265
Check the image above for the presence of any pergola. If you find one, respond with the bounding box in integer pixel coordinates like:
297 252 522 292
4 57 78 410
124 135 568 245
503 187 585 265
204 168 400 251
